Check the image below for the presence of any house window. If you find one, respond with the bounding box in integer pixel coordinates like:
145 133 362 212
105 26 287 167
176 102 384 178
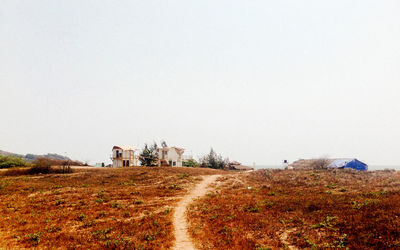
123 160 126 167
169 160 172 166
173 161 176 166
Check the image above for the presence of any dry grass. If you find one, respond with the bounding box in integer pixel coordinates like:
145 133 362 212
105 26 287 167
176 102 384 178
188 169 400 249
0 167 224 249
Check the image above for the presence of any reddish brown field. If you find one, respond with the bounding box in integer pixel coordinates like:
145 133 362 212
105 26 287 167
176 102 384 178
188 169 400 249
0 167 224 249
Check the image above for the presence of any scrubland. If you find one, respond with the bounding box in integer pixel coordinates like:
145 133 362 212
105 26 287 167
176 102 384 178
188 169 400 249
0 167 223 249
2 166 400 249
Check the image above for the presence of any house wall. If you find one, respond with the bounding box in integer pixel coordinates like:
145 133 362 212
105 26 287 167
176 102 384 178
112 159 123 168
158 148 183 167
112 148 135 167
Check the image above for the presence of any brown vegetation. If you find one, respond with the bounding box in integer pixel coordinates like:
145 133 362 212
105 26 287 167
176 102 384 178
3 158 76 176
0 167 224 249
188 169 400 249
289 158 330 170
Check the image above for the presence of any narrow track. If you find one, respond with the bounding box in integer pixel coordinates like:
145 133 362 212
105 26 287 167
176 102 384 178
172 175 220 250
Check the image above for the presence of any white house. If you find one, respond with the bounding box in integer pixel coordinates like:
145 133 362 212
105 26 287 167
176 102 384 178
158 146 184 167
111 146 136 167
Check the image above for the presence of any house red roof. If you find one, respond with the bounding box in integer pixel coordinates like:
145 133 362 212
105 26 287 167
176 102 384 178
112 146 135 151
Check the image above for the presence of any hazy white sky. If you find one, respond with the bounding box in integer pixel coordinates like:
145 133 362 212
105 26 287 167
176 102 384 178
1 0 399 166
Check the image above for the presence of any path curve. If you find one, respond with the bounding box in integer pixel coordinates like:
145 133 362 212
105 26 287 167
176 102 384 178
173 175 220 250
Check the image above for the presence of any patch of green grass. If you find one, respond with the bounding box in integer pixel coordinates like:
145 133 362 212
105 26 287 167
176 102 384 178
0 180 12 190
119 180 136 186
56 199 65 205
98 211 106 218
326 183 336 189
178 173 189 179
143 232 155 241
243 205 261 213
77 213 86 221
111 202 122 208
261 199 274 207
163 208 171 215
311 216 337 229
83 220 96 228
25 232 42 246
45 226 61 233
92 227 113 241
325 234 348 248
207 192 216 198
255 244 272 250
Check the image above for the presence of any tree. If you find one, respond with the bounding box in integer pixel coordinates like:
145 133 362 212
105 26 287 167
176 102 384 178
0 155 27 168
199 148 229 169
61 159 72 173
139 143 159 166
182 159 200 167
161 140 168 148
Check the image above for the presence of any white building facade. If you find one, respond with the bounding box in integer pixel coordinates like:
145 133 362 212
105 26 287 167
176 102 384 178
158 147 184 167
111 146 136 167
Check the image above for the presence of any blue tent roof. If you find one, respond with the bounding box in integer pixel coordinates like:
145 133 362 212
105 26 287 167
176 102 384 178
327 158 368 171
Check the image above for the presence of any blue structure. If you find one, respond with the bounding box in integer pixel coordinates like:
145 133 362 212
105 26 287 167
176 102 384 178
327 158 368 171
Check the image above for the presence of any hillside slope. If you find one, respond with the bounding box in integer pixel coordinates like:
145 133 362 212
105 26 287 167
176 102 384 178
0 150 70 162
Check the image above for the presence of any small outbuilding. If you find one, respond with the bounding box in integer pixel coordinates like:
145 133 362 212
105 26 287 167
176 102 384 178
327 158 368 171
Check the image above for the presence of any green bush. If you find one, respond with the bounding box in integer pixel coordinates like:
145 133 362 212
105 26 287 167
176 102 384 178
0 155 27 168
182 159 200 167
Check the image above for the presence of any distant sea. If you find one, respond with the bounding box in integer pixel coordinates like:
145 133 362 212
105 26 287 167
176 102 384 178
254 165 400 171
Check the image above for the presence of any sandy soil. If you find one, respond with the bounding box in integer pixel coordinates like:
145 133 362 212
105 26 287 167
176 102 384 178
172 175 221 250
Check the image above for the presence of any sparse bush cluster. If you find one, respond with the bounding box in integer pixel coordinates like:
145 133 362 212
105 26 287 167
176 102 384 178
3 158 73 176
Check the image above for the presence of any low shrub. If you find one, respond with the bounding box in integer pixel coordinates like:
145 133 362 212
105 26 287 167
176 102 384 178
25 232 42 246
0 155 27 169
3 158 73 176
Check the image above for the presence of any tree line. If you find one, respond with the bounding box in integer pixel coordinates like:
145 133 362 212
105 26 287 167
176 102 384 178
138 141 229 169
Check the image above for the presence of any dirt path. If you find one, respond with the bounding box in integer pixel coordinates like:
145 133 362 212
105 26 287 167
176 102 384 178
172 175 221 250
280 228 298 250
